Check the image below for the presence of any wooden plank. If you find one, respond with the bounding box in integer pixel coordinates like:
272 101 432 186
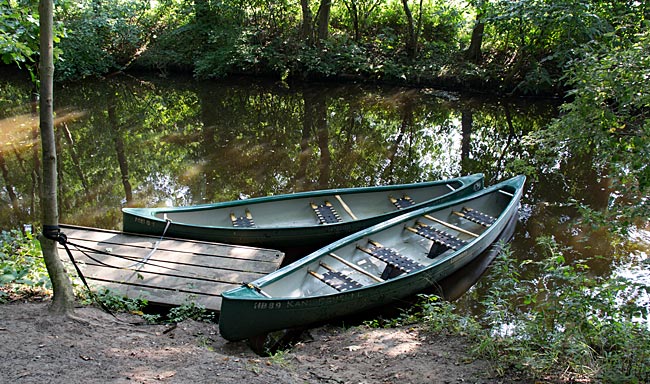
66 264 242 295
57 224 284 311
61 224 282 262
77 277 225 310
65 238 280 273
67 250 268 284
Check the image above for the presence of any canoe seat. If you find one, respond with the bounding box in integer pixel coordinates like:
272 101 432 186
453 207 496 227
311 201 342 224
409 222 468 258
410 222 467 249
230 211 255 228
390 195 415 210
309 269 363 292
358 242 424 279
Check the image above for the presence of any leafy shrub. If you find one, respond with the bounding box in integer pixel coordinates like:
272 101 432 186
0 229 49 301
83 287 148 313
166 301 215 323
56 0 155 81
476 238 650 381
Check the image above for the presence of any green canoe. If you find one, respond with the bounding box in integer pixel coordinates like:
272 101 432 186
122 174 484 249
218 175 525 341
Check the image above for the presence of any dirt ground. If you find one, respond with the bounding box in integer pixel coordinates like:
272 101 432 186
0 301 537 384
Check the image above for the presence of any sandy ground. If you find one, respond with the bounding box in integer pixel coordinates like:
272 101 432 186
0 301 536 384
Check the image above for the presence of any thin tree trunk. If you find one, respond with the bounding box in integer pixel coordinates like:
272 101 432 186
314 92 330 189
0 150 19 211
107 96 133 204
342 0 361 41
495 103 516 170
383 101 414 182
465 13 485 63
296 91 315 190
299 0 313 41
402 0 417 58
316 0 332 42
38 0 75 315
461 107 473 173
31 99 41 218
61 122 89 191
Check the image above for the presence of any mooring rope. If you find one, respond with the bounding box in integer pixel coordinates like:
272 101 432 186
41 224 228 325
126 216 173 270
46 223 240 285
42 225 129 321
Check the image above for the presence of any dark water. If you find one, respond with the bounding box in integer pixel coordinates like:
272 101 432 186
1 71 647 309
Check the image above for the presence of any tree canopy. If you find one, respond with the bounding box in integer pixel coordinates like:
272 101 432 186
1 0 645 95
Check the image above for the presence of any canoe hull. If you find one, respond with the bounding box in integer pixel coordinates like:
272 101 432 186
123 174 484 249
219 175 525 341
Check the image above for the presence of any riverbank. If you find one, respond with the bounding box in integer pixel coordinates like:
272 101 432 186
1 301 535 384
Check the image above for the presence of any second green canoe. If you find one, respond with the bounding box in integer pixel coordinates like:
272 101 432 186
122 174 484 249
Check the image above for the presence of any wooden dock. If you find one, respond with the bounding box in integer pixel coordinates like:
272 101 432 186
57 224 284 311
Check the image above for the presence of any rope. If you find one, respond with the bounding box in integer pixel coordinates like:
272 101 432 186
127 217 172 270
53 226 243 284
42 225 127 321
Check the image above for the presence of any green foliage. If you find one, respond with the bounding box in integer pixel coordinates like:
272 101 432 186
83 287 148 313
166 301 214 323
369 240 650 382
0 0 39 68
525 23 650 230
479 0 610 93
4 0 647 93
362 294 480 336
56 0 156 80
413 294 481 335
268 349 291 367
0 229 49 301
475 239 650 381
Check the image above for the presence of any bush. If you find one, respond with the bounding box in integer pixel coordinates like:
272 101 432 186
476 238 650 382
0 229 49 302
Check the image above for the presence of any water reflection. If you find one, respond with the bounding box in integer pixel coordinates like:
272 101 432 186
2 71 634 295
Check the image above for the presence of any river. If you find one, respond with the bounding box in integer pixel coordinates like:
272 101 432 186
1 70 647 309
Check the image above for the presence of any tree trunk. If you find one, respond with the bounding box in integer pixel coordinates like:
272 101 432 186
460 107 473 173
31 98 41 220
39 0 75 315
314 92 330 189
342 0 361 41
107 93 133 204
465 13 485 64
401 0 417 58
316 0 332 42
296 91 315 190
61 123 89 191
299 0 313 41
0 150 19 212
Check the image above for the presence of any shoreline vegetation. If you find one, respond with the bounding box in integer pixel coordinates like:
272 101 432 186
0 0 644 97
